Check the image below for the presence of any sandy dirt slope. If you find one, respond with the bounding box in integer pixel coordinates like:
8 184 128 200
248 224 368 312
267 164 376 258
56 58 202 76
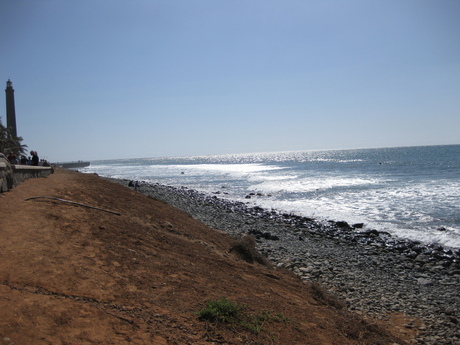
0 169 409 344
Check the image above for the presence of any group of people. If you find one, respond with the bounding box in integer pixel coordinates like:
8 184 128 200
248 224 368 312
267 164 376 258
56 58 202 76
128 180 140 190
7 150 40 166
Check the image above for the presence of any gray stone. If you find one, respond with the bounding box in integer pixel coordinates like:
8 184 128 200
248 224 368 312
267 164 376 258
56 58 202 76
417 278 434 286
415 254 431 263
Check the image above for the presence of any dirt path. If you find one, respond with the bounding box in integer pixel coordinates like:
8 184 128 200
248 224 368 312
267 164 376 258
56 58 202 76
0 169 410 344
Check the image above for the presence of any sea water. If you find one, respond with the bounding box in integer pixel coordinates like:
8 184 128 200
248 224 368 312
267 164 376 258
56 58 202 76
82 145 460 249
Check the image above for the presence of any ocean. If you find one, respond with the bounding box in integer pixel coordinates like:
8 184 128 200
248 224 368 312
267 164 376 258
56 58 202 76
82 145 460 249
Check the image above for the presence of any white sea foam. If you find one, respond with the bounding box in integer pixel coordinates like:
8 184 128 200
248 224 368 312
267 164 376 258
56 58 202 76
249 176 382 194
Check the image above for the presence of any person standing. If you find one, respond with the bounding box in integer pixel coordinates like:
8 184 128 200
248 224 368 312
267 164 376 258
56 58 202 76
31 150 39 166
7 152 17 163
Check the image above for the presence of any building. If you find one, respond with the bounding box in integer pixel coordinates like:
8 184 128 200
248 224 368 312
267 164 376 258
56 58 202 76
5 79 17 137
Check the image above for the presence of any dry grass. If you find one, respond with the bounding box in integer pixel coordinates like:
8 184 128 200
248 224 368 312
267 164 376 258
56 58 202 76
229 235 271 266
309 282 346 310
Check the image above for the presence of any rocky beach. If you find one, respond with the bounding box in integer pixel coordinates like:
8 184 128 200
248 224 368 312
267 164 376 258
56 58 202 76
117 179 460 345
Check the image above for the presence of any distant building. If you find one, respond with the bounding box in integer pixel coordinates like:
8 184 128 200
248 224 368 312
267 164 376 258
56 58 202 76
5 79 17 137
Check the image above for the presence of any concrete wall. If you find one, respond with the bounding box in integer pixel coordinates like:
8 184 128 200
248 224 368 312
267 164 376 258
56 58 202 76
0 154 53 192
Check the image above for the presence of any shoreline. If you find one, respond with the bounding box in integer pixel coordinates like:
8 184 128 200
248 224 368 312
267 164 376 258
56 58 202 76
109 177 460 344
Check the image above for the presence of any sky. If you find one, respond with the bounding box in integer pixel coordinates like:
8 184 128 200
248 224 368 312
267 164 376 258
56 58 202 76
1 0 459 162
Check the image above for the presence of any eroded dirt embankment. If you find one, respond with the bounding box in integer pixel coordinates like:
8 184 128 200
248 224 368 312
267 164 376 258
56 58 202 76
0 168 408 344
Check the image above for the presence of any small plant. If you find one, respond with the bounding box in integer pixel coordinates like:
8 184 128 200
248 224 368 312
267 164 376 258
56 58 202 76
229 235 270 266
271 312 290 323
197 298 289 335
309 282 346 310
197 297 242 323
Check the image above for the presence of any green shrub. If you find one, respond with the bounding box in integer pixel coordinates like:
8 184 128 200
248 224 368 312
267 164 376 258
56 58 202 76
197 298 289 335
197 297 242 323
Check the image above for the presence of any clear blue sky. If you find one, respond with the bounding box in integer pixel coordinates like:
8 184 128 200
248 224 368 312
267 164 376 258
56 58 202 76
1 1 459 162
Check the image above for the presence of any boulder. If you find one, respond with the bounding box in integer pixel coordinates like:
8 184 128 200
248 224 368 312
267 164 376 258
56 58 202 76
335 221 352 230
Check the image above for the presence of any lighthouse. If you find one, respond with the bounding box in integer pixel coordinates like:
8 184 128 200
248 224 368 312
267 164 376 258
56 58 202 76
5 79 17 137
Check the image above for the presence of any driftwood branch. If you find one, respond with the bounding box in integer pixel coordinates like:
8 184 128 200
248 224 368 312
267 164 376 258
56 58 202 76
25 196 121 216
